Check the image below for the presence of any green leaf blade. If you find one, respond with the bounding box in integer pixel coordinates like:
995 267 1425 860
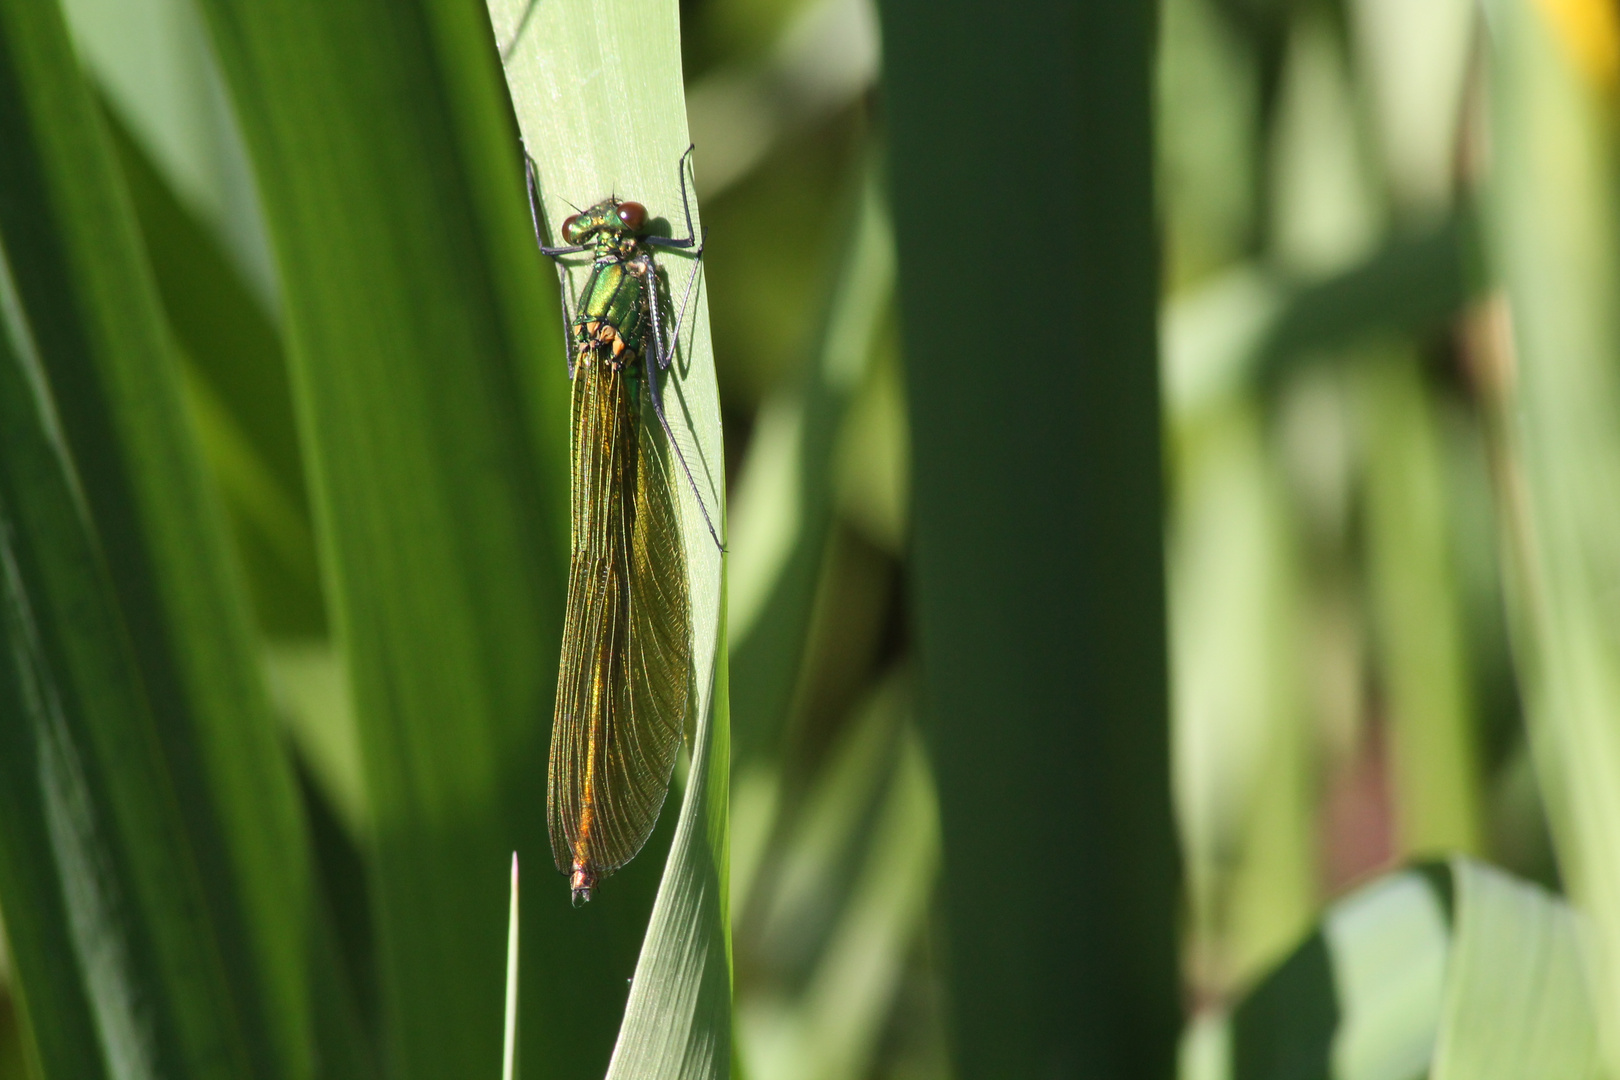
875 0 1181 1072
1229 860 1602 1080
0 0 313 1074
1483 0 1620 1069
191 0 693 1073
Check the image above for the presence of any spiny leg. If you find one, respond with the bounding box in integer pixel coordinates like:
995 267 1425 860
525 153 586 258
499 0 541 63
641 145 705 361
559 269 577 379
657 231 708 371
523 151 585 378
646 145 699 250
643 279 723 552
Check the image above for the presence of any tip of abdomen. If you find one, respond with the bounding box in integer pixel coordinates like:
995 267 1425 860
570 865 596 906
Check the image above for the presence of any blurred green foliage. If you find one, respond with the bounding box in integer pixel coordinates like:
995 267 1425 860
1164 0 1618 1074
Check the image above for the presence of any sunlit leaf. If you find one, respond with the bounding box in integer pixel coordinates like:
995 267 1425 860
1483 0 1620 1064
190 0 622 1074
1229 860 1600 1080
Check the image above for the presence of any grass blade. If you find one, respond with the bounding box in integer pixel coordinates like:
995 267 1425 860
1230 860 1600 1080
1162 211 1479 423
1482 0 1620 1064
735 674 940 1080
0 0 311 1074
189 0 644 1073
728 158 894 768
1359 352 1483 857
505 854 520 1080
876 0 1181 1071
1430 860 1601 1079
100 107 321 639
1168 397 1315 991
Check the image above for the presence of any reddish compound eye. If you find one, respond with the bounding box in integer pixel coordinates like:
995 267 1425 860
561 214 583 244
616 201 647 231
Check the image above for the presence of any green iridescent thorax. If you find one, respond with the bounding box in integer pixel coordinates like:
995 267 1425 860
567 199 655 373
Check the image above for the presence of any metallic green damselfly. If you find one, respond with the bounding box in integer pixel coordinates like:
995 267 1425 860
526 147 719 905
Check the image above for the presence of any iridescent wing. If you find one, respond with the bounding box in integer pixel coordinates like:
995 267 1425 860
626 380 692 767
548 358 691 899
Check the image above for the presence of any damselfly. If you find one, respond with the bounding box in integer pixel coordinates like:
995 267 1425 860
526 147 719 905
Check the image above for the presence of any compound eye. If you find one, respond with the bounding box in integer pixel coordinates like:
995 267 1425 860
616 201 647 231
561 214 583 244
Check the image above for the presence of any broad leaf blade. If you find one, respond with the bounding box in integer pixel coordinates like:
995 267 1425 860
100 107 321 639
1431 860 1601 1080
876 0 1181 1072
191 0 684 1074
0 0 312 1075
1230 860 1601 1080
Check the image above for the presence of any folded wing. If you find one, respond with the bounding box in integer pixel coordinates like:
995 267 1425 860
548 361 691 886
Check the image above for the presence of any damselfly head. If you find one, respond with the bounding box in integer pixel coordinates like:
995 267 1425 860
561 197 648 245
